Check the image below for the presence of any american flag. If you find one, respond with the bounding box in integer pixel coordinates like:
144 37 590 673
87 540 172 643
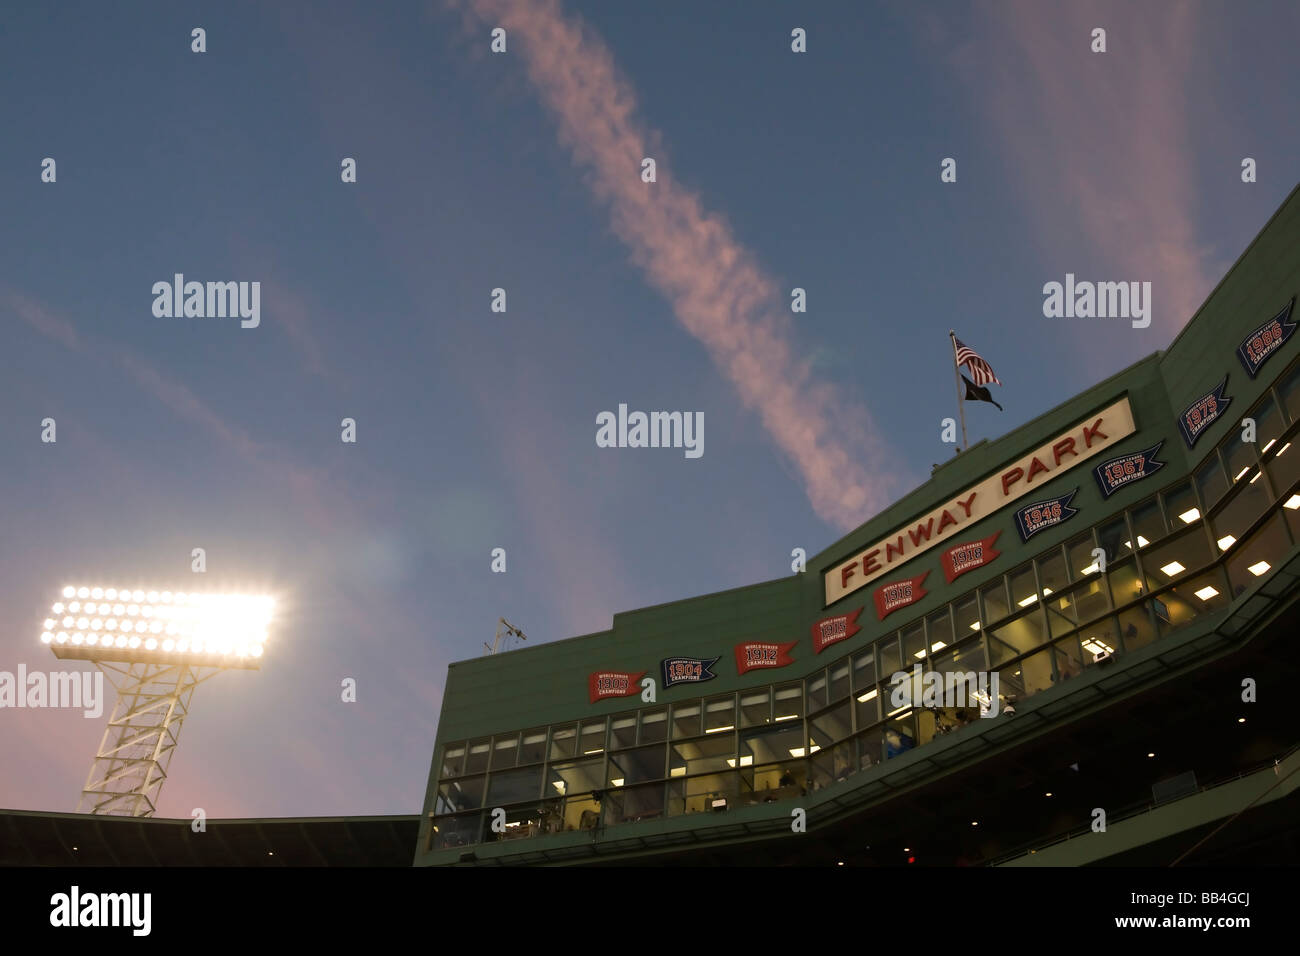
953 336 1002 387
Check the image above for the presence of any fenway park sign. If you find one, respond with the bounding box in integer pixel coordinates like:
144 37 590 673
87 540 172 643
824 397 1136 606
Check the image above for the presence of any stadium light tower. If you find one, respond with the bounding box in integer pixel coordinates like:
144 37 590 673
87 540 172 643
484 617 527 655
40 585 275 817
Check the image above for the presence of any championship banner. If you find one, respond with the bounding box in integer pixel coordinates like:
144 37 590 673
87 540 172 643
873 571 929 622
661 657 719 689
940 531 1002 584
810 607 863 654
1093 440 1166 498
1238 297 1296 378
1178 376 1231 449
1014 489 1078 542
734 640 797 675
588 670 646 704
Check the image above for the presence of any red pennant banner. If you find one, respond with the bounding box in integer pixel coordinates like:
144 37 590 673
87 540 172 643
588 670 646 704
734 640 797 675
810 607 863 654
939 531 1002 584
873 571 930 621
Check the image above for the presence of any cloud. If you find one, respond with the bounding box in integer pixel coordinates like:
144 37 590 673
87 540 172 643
448 0 904 530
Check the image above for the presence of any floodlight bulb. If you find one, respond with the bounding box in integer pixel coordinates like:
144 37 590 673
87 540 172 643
162 639 175 651
150 620 163 633
131 590 145 602
43 618 55 629
63 617 74 628
160 591 173 603
91 587 103 599
56 632 69 644
90 619 102 630
191 638 205 653
52 603 64 614
177 639 189 652
128 637 141 648
71 633 84 645
84 635 98 646
141 605 153 618
175 592 187 604
105 588 118 600
105 620 117 631
62 586 75 598
77 587 89 598
146 591 159 603
251 644 264 657
127 604 139 616
115 636 128 648
40 632 53 644
166 623 178 635
145 638 157 650
135 621 148 633
68 601 80 613
76 618 89 630
113 604 125 616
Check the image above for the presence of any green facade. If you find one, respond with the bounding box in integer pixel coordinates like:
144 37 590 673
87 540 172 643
416 183 1300 865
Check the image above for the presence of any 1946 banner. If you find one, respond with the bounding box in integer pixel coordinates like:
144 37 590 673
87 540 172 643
940 532 1001 584
873 571 929 621
588 670 646 703
1238 298 1296 378
810 607 863 654
1093 440 1165 498
734 641 797 675
1014 489 1078 541
1178 376 1232 449
662 657 718 688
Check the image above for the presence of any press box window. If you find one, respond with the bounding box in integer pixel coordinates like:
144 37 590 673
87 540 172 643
610 715 637 750
672 703 701 739
579 721 606 755
639 708 668 744
464 739 491 775
740 691 771 727
774 683 803 722
704 695 736 734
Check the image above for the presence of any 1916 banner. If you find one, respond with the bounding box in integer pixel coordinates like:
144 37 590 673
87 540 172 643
873 571 929 621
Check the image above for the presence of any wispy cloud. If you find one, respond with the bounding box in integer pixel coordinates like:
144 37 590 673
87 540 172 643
448 0 904 530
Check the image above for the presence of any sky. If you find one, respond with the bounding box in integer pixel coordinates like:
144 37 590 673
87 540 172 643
1 0 1297 818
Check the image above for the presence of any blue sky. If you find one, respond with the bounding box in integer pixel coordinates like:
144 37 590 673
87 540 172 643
2 0 1297 816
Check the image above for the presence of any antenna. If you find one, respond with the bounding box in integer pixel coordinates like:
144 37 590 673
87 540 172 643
484 617 528 655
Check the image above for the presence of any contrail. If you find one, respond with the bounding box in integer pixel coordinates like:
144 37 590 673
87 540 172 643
450 0 903 529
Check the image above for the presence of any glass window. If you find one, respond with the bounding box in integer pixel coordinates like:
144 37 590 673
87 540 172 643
1128 497 1165 551
1223 428 1260 488
676 772 740 814
670 735 735 776
856 731 881 772
440 744 464 778
490 734 518 770
884 713 916 759
853 649 877 692
610 715 637 750
925 609 954 660
608 744 665 787
486 765 543 806
1163 480 1201 530
878 633 902 678
829 661 850 702
432 813 480 850
1157 567 1230 631
1066 531 1101 580
1213 475 1274 553
981 578 1010 625
901 622 926 664
464 738 491 775
953 595 980 637
606 782 665 825
549 725 576 760
1012 647 1054 699
740 723 803 768
519 730 547 765
704 694 736 734
1142 527 1214 592
1255 394 1285 454
809 702 851 751
774 682 803 722
806 670 828 711
640 708 668 744
1079 617 1119 662
987 609 1047 666
1266 429 1300 497
579 720 606 755
1226 513 1290 598
1008 563 1037 609
436 775 485 814
1097 515 1129 565
1196 453 1229 510
1037 548 1069 593
1117 605 1156 653
1107 557 1144 607
671 702 701 739
809 748 834 793
855 681 880 728
1051 635 1084 683
1278 361 1300 422
740 690 770 728
546 758 604 801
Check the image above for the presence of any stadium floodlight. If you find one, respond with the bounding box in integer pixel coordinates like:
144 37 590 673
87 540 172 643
41 584 277 818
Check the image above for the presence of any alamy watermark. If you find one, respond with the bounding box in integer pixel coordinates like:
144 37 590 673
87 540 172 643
596 404 703 458
888 665 1002 717
151 274 260 328
0 665 103 718
1042 274 1151 329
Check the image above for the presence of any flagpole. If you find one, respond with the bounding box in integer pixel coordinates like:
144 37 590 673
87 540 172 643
949 330 969 451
